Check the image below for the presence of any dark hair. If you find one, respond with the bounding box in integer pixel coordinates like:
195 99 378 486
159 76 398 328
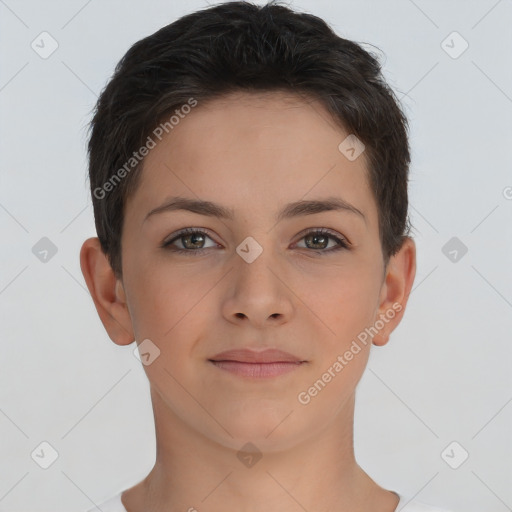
87 0 412 279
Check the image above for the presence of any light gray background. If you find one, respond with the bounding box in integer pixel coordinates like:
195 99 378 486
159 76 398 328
1 0 511 511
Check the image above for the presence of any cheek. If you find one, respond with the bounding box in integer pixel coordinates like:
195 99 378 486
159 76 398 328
124 247 216 341
293 263 380 344
295 274 375 413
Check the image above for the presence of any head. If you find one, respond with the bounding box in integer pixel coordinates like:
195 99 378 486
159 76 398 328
81 1 416 452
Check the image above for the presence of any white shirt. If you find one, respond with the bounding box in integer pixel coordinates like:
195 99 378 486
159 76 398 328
88 491 454 511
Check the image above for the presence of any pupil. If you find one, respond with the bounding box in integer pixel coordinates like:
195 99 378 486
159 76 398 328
187 233 203 248
309 234 326 249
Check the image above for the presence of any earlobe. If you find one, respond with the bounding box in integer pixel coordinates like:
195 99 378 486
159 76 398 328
79 237 135 346
372 237 416 347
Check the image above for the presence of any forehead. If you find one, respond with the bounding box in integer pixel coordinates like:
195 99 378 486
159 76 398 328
127 90 377 228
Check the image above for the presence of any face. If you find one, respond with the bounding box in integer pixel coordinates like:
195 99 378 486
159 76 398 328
110 91 410 451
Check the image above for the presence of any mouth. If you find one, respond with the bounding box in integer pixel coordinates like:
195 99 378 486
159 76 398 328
208 348 306 379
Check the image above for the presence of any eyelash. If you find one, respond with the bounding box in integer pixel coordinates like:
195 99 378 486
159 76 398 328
161 227 350 256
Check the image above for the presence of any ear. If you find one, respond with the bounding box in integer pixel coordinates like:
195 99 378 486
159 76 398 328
372 237 416 346
79 237 135 345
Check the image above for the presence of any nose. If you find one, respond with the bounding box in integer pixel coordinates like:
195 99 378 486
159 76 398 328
221 250 294 328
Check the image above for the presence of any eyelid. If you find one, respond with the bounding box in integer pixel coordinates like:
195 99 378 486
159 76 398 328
162 227 219 248
293 227 351 248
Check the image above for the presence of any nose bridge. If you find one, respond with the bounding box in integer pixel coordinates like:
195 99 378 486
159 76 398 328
235 235 281 298
223 234 292 325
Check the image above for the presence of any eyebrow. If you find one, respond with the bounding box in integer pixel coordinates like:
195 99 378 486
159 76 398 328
144 195 366 224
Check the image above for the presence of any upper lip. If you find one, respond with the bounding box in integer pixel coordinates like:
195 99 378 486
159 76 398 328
209 348 303 363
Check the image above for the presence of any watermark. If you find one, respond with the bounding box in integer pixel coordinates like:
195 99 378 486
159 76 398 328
31 31 59 59
338 134 365 161
441 441 469 469
237 441 263 468
31 441 59 469
297 302 402 405
441 236 468 263
93 97 198 200
32 236 58 263
440 31 469 60
133 338 161 365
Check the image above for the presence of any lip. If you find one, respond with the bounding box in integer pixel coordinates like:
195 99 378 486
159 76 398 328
208 348 306 379
209 348 303 363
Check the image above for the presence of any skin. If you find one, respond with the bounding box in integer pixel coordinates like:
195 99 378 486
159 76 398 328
80 90 416 512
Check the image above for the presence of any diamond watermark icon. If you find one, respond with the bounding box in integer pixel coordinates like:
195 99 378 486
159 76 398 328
32 237 58 263
441 31 468 59
133 338 161 366
237 442 263 468
441 441 469 469
31 441 59 469
236 236 263 264
442 236 468 263
338 134 365 161
31 31 59 59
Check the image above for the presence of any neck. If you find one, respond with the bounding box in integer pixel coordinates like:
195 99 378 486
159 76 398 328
122 387 398 512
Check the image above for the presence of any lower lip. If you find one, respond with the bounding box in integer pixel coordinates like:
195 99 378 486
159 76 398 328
209 360 304 378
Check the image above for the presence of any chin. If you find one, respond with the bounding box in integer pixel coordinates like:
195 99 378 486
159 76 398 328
208 405 307 452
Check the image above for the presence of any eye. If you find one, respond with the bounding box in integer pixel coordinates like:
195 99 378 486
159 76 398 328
294 228 349 253
162 228 218 255
161 227 350 256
